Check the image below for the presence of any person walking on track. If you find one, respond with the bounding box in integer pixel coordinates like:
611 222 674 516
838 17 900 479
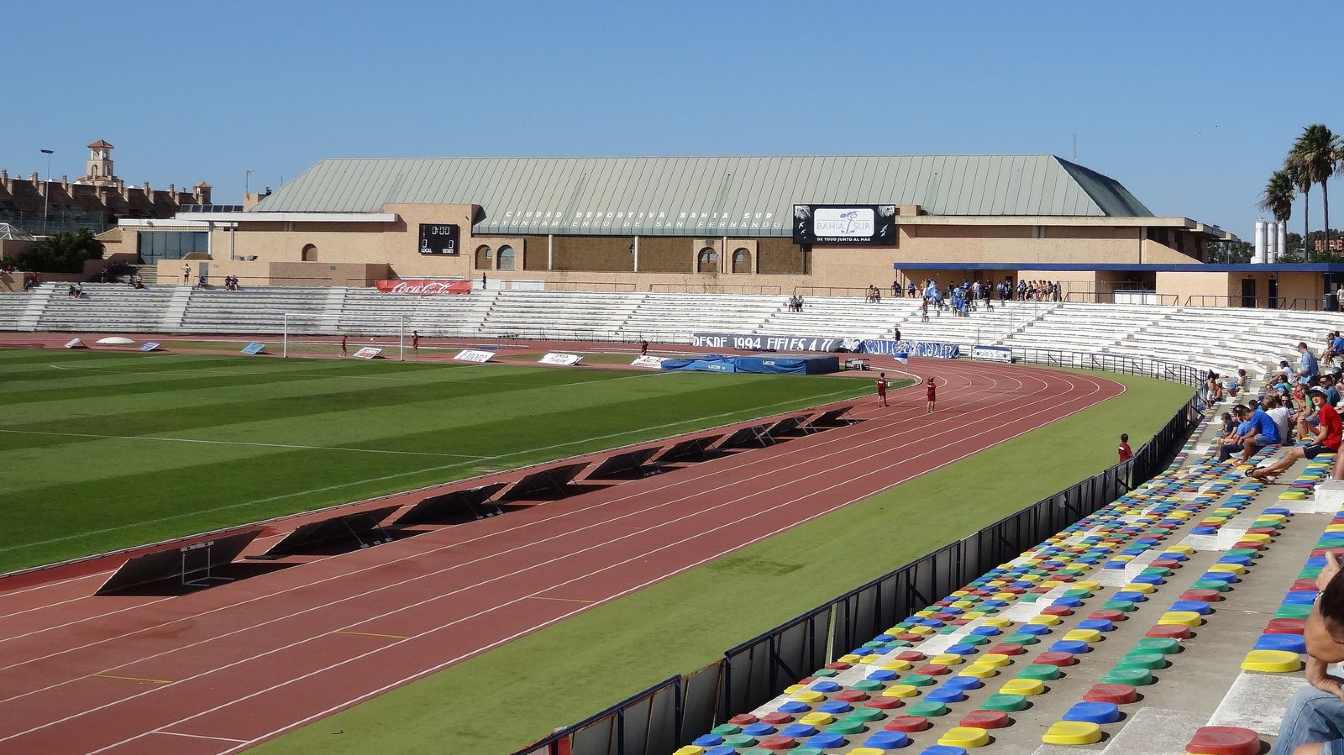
412 330 421 353
876 372 889 407
341 334 348 357
926 377 937 413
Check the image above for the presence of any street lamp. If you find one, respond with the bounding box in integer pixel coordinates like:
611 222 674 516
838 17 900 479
39 149 53 234
245 169 254 197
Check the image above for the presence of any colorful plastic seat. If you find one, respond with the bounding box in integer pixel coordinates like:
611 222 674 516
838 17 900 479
1042 721 1103 745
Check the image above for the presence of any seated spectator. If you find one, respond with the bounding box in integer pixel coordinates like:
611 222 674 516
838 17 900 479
1235 368 1249 396
906 280 917 298
1280 359 1297 386
1219 411 1236 436
1265 394 1293 446
1250 387 1339 481
1237 400 1282 462
1301 342 1321 384
1217 406 1251 461
1273 551 1344 753
1206 371 1225 402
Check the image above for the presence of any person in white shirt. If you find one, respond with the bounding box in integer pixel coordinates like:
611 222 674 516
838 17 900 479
1265 394 1293 446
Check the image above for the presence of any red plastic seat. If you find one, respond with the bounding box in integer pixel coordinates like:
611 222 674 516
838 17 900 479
1179 589 1223 603
757 735 798 750
1034 651 1079 667
985 643 1027 655
1184 726 1261 755
893 650 926 662
960 710 1011 729
1265 618 1306 635
864 697 904 709
1145 624 1192 639
884 715 932 732
1083 683 1138 704
834 689 869 702
1089 609 1127 621
759 712 794 725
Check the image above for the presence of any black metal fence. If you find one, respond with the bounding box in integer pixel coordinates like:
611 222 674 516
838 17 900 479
514 360 1205 755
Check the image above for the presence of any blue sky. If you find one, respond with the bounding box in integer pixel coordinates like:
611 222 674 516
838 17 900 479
4 0 1340 239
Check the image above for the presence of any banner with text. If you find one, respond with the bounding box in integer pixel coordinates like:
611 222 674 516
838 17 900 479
374 279 472 295
454 349 495 363
792 204 897 245
971 345 1013 363
539 352 583 366
690 332 856 353
859 339 961 359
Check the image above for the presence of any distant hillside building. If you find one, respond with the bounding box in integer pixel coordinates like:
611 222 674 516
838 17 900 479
0 139 211 236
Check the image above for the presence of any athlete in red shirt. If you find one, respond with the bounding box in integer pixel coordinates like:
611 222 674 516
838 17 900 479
926 377 937 414
1252 388 1340 482
875 372 889 407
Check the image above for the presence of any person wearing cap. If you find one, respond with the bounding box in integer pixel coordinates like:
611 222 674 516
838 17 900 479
1250 387 1340 482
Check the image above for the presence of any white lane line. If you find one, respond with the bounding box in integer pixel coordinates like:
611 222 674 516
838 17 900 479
153 730 247 744
0 367 1102 740
0 429 487 459
95 370 1114 755
0 386 866 556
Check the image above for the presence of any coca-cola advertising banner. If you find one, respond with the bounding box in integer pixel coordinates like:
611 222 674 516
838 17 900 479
374 279 472 295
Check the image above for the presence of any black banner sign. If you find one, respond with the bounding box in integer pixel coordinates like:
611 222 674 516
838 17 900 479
418 224 460 255
792 204 897 245
690 332 857 353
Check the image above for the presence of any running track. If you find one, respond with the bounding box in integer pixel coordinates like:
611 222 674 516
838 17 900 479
0 359 1121 754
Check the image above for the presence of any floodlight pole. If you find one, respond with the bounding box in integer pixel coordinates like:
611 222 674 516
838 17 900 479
399 316 405 362
40 149 54 234
283 313 289 359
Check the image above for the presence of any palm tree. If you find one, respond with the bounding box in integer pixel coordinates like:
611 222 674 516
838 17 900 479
1260 170 1295 262
1290 124 1342 256
1286 160 1311 259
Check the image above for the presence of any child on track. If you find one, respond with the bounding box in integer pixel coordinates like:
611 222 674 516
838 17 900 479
875 372 889 407
1118 433 1133 462
926 377 936 413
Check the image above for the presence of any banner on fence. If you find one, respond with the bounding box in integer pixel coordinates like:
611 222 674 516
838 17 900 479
690 332 857 353
139 342 161 352
539 352 583 366
241 342 266 355
454 349 495 363
374 278 472 295
971 345 1012 363
859 339 960 359
352 347 383 360
631 355 665 369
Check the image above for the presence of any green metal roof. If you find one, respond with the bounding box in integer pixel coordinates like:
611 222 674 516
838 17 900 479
255 155 1154 236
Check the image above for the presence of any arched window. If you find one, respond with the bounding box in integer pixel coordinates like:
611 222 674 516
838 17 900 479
697 247 719 273
475 245 492 269
497 245 516 271
301 244 318 262
732 248 751 274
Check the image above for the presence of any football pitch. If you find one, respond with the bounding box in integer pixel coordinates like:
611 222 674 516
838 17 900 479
0 349 875 574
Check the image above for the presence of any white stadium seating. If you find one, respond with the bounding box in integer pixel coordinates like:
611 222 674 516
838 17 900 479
2 282 1341 377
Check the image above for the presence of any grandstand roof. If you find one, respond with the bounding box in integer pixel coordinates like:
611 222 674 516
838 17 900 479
253 155 1154 237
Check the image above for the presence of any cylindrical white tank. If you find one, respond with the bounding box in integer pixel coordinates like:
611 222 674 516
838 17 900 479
1267 221 1278 260
1254 220 1267 263
1277 221 1288 263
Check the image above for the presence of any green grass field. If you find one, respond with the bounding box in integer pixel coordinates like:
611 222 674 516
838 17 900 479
253 371 1192 754
0 349 875 573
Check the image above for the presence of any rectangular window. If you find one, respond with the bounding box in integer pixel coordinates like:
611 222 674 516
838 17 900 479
136 231 207 264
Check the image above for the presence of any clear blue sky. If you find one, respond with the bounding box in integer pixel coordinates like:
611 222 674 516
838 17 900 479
4 0 1340 239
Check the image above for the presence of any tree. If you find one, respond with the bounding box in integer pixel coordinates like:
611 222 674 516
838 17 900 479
1260 169 1295 260
1290 124 1342 256
12 230 104 273
1286 160 1311 261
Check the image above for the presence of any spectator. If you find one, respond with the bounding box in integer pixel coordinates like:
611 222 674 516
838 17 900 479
1325 374 1342 407
1219 411 1236 436
1117 433 1133 462
906 280 916 298
891 280 900 299
1216 405 1252 461
1235 368 1249 396
1280 359 1296 386
182 264 190 284
1301 342 1321 384
1273 551 1344 754
1251 388 1339 482
1265 394 1293 447
1236 399 1282 462
1328 331 1344 367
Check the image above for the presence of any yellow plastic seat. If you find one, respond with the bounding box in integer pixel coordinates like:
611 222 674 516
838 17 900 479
1326 524 1344 533
1241 649 1304 673
860 654 882 664
838 653 863 663
1123 583 1156 594
931 653 966 666
1042 721 1103 745
1209 563 1248 575
798 712 835 726
1158 611 1203 627
1063 628 1102 643
673 747 704 755
850 749 886 755
784 684 806 694
908 626 934 636
1029 615 1063 626
881 660 913 671
992 592 1018 601
977 653 1013 667
958 664 999 679
1073 579 1101 590
1000 678 1045 696
982 618 1014 629
791 690 825 703
881 684 920 698
938 726 991 747
1280 491 1307 500
1240 532 1272 543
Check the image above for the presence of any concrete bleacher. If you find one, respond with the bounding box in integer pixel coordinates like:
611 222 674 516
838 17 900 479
2 284 1340 382
675 394 1341 754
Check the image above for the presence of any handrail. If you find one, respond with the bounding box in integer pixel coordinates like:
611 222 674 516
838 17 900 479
513 355 1204 755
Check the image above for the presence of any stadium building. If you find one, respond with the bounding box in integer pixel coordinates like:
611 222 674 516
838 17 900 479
108 154 1337 305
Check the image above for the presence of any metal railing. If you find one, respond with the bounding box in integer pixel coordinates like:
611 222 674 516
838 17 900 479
513 362 1204 755
648 283 783 296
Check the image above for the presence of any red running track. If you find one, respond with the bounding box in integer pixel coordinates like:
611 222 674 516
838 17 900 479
0 359 1121 754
